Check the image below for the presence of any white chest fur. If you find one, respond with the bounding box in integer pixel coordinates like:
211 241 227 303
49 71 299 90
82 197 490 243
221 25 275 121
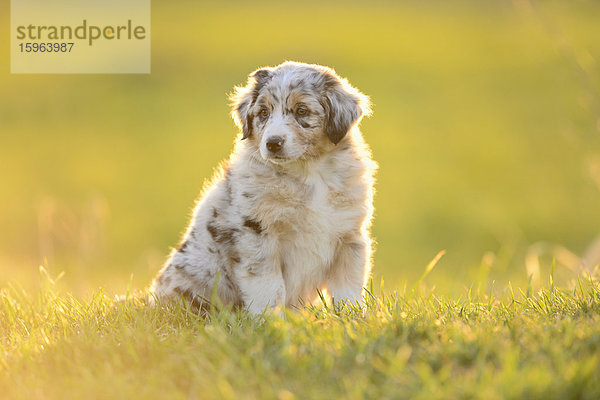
248 163 356 304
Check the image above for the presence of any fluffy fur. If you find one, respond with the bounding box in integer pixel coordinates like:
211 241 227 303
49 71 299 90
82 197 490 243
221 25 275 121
150 61 377 314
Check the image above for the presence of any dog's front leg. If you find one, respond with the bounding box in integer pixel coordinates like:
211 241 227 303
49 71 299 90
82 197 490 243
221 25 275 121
325 234 371 309
236 263 286 315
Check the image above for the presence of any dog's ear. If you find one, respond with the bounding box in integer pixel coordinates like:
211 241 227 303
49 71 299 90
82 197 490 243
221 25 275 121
320 71 371 145
230 67 273 140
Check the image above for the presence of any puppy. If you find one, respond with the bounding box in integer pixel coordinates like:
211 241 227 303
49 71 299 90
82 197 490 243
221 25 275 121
150 61 377 314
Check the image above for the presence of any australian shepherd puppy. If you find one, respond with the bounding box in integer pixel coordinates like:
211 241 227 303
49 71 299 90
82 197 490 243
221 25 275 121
151 61 377 314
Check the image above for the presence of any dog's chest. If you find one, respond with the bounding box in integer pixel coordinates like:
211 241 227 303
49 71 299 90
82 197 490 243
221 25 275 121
251 170 344 273
253 170 342 236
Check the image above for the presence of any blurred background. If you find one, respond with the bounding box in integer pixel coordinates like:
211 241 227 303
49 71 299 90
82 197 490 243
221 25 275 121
1 0 599 296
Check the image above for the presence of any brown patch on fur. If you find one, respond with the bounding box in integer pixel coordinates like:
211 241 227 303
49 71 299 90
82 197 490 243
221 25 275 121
284 90 307 110
207 224 238 244
243 218 263 235
173 287 211 314
158 274 172 286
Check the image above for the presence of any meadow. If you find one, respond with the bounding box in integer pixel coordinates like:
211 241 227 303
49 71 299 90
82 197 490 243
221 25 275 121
1 272 599 399
1 0 600 398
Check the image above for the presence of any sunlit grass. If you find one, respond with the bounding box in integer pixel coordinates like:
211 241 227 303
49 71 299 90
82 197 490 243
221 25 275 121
1 270 599 399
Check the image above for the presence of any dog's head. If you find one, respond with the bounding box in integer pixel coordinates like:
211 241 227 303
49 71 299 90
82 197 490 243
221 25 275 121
230 62 371 163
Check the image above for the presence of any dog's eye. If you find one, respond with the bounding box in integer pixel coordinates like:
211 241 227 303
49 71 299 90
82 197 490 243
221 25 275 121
259 108 270 120
296 105 308 116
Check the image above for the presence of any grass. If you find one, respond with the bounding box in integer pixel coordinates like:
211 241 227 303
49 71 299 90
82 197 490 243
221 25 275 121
1 270 599 399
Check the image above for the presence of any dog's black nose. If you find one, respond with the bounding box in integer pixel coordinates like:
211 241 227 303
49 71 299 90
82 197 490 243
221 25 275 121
266 136 284 153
